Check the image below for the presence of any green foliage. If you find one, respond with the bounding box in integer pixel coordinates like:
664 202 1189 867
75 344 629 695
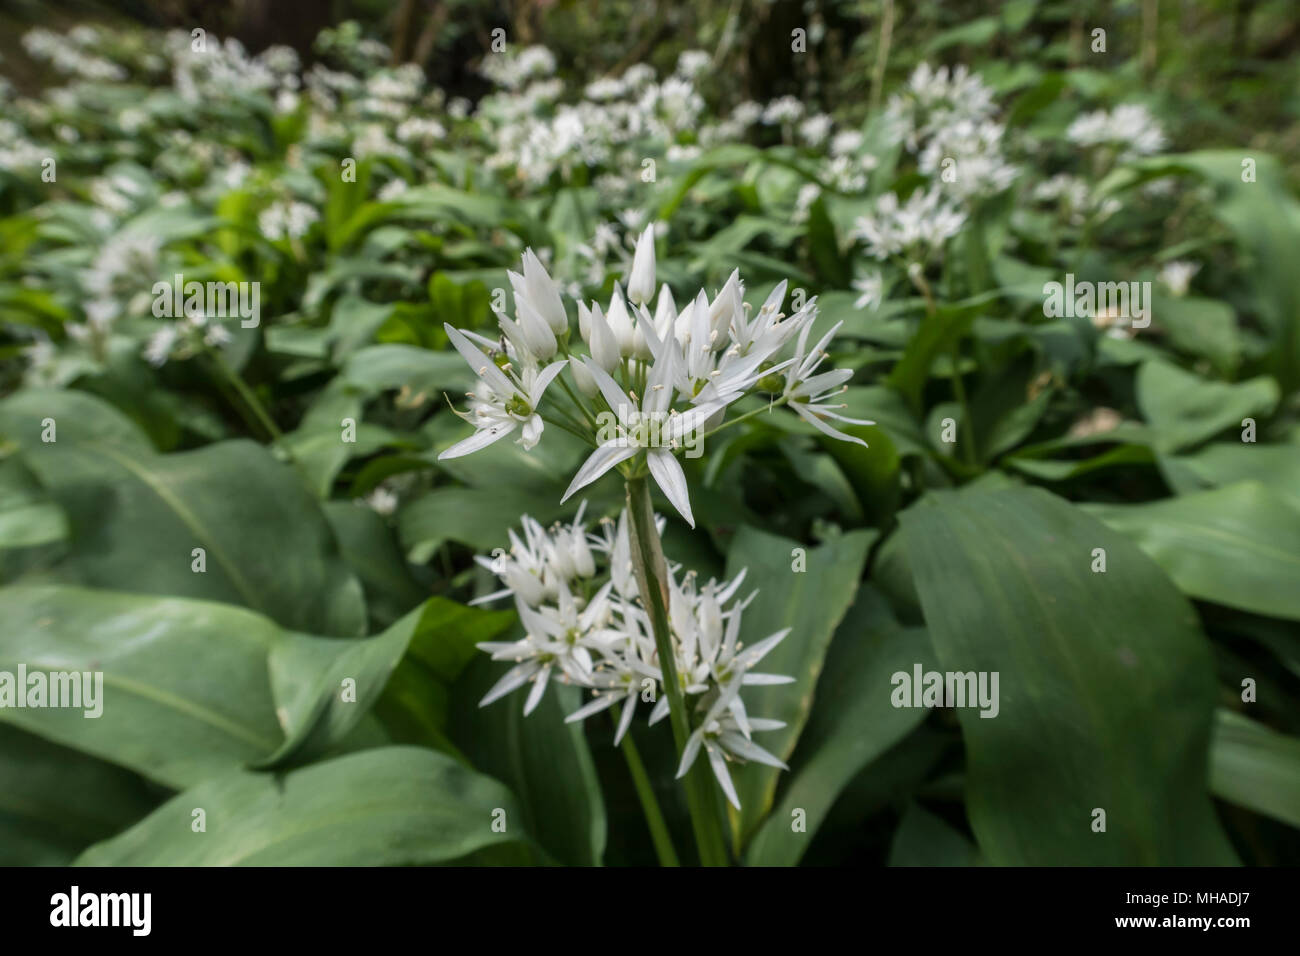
1 8 1297 867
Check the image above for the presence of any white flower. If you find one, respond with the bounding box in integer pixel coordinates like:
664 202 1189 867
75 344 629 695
377 178 408 201
1066 103 1166 160
626 223 657 306
439 325 567 458
763 95 804 125
852 271 884 311
676 681 788 810
799 113 833 146
851 186 967 261
1158 260 1200 297
731 100 763 126
562 351 725 528
830 129 864 156
364 487 399 515
259 200 318 240
203 323 232 348
143 326 178 367
675 50 711 79
782 320 873 445
509 249 569 336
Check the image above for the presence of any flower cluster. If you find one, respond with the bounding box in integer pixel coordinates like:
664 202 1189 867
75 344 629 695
143 311 232 367
1066 103 1167 161
474 504 792 809
440 227 873 527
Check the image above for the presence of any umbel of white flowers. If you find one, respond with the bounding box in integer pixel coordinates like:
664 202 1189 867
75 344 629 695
473 504 794 810
439 225 873 527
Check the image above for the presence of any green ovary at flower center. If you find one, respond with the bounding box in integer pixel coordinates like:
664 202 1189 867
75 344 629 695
755 361 785 394
505 395 533 418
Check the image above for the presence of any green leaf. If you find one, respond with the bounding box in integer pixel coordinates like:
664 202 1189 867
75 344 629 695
900 486 1237 864
1160 443 1300 513
323 501 427 630
723 526 873 844
0 724 160 865
0 584 495 788
887 301 981 412
1124 152 1300 389
1155 293 1241 376
0 389 365 636
450 657 607 866
342 343 474 399
74 747 528 865
745 586 935 865
888 803 984 866
806 198 850 287
1136 360 1277 453
0 457 67 550
0 585 286 787
1086 481 1300 621
1210 710 1300 830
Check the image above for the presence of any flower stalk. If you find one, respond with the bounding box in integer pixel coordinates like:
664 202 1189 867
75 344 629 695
615 702 680 867
625 475 730 866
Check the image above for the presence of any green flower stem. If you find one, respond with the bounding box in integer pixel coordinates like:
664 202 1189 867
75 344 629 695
625 475 730 866
540 411 597 447
693 395 792 445
615 705 680 867
870 0 896 114
555 343 599 430
911 270 977 466
947 342 978 466
207 350 284 444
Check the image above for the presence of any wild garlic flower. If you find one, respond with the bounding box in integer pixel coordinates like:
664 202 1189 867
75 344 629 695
917 119 1019 201
1158 260 1200 298
886 63 998 151
474 507 793 808
258 200 318 241
440 229 872 528
853 271 884 311
851 185 967 262
1066 104 1167 161
142 312 232 367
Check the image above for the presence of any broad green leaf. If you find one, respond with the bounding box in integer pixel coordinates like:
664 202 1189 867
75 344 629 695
1155 293 1240 376
888 803 984 866
900 486 1237 864
341 343 474 398
1136 360 1277 453
263 595 516 769
0 724 160 866
324 501 427 630
450 656 606 867
0 585 492 788
1123 152 1300 389
74 747 528 865
1210 710 1300 830
745 586 935 865
0 585 286 787
0 457 67 550
723 526 873 843
0 389 365 636
887 300 983 412
1086 482 1300 621
1160 443 1300 513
